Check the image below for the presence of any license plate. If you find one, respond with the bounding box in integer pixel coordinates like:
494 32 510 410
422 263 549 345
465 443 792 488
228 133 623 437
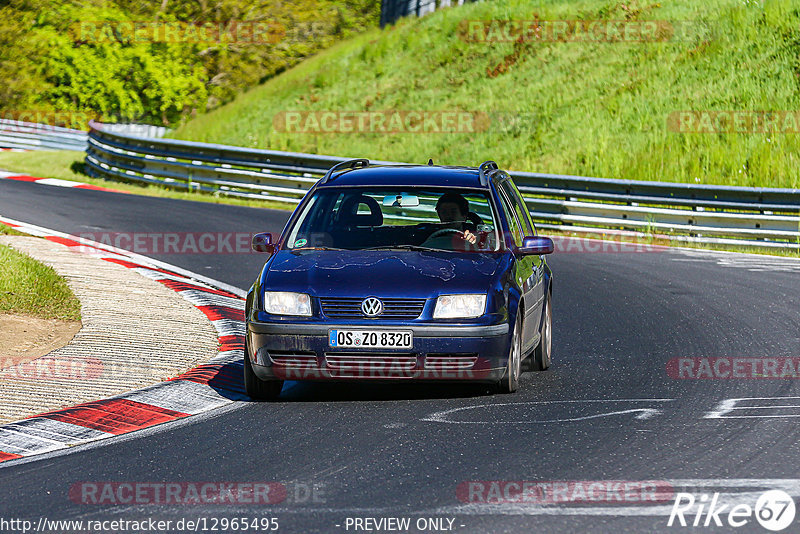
328 330 413 349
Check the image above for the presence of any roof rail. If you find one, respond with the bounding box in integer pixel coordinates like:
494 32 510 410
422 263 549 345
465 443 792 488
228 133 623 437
320 158 370 184
478 160 499 186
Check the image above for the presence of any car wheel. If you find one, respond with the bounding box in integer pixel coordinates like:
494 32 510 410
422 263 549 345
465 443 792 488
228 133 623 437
243 338 283 401
532 295 552 371
498 314 522 393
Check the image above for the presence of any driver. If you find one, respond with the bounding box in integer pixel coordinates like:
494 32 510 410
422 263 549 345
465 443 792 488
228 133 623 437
435 192 478 245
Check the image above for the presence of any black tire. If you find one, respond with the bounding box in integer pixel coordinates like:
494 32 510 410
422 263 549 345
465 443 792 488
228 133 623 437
532 295 552 371
243 338 283 401
498 314 522 393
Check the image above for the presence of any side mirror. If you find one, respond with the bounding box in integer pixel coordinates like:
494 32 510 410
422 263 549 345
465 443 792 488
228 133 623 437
252 232 276 254
518 236 554 255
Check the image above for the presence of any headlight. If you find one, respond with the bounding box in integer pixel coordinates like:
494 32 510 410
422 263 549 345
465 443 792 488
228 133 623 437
433 294 486 319
263 291 311 316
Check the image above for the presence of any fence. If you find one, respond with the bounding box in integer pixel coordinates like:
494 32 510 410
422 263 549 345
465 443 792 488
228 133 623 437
380 0 476 27
0 120 168 152
84 122 800 250
0 120 87 152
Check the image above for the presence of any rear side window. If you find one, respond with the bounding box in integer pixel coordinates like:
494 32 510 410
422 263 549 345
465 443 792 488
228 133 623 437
498 188 523 247
501 180 535 237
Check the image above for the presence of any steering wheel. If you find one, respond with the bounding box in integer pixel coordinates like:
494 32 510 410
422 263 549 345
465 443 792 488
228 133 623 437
424 228 478 251
427 228 465 240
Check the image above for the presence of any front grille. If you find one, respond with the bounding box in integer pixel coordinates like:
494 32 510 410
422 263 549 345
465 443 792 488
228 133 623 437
268 351 318 368
325 352 417 371
320 297 426 319
425 354 478 370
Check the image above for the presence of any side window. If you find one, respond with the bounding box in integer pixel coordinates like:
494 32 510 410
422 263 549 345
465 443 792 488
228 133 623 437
498 189 523 247
501 181 535 237
286 193 321 247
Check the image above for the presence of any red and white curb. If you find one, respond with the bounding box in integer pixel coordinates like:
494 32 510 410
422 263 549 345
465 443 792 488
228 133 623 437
0 170 126 193
0 148 28 152
0 216 249 465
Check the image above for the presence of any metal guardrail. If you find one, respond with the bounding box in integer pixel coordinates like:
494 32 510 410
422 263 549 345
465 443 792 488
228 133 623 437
0 119 87 151
0 120 169 152
84 121 800 249
93 123 170 139
380 0 476 27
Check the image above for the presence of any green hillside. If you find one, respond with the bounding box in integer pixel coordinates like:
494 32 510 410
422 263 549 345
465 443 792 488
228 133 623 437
172 0 800 188
0 0 377 126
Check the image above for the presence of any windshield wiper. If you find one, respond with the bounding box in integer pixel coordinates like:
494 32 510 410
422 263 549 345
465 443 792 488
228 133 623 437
292 246 346 251
362 245 443 252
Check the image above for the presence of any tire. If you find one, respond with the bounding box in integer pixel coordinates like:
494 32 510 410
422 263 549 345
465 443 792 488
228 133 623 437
532 295 552 371
243 338 284 401
498 314 522 393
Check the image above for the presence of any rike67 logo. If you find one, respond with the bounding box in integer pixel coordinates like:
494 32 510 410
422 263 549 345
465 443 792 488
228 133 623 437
668 490 796 531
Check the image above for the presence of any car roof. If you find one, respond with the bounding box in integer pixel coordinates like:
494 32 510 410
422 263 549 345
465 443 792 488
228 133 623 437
318 165 491 189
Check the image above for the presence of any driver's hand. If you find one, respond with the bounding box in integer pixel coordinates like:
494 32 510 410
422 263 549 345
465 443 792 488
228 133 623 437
463 230 477 244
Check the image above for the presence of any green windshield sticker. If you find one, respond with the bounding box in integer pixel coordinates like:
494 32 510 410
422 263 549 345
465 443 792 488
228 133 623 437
294 238 308 248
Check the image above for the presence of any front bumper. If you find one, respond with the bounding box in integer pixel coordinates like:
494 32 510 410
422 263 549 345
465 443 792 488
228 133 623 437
246 321 510 383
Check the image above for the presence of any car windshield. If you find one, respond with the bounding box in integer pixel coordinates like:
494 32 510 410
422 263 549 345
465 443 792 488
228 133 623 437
285 187 500 252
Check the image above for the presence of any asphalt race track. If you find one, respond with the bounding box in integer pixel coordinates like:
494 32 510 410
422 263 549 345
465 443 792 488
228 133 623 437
1 179 800 533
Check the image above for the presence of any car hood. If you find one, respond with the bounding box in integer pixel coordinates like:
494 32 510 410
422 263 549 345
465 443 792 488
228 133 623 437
263 250 507 298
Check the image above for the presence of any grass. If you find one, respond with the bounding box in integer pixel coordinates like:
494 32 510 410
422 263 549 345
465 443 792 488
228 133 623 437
0 150 295 211
679 240 800 258
172 0 800 189
0 224 26 236
0 242 81 321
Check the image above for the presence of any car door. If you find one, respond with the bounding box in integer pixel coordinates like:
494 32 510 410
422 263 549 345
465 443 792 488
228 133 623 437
500 179 545 352
497 185 539 353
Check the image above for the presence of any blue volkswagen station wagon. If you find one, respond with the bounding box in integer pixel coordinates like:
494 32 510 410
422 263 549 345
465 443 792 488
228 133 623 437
244 160 554 399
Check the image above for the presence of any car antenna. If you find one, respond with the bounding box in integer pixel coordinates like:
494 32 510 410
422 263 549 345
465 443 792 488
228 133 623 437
427 158 434 166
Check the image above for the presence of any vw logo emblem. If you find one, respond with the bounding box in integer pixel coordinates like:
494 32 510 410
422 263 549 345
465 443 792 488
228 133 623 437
361 297 383 317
